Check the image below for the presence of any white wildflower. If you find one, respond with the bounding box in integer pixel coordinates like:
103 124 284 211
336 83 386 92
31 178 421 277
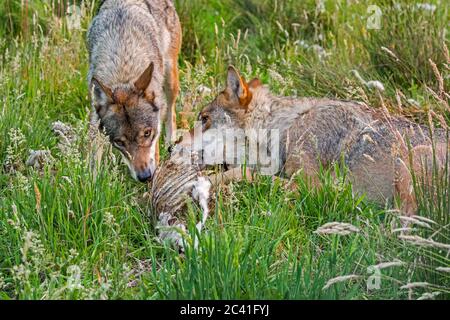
104 211 119 230
197 85 212 96
52 121 75 145
4 128 27 173
295 41 329 60
263 211 272 217
310 44 329 60
7 218 21 231
268 69 285 83
68 248 79 261
366 81 385 92
51 121 82 163
14 172 30 192
416 3 436 12
20 230 45 265
295 40 310 49
351 70 385 92
12 264 31 283
67 265 83 291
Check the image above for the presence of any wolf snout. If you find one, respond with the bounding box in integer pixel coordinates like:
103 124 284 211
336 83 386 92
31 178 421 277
133 150 156 182
137 168 153 182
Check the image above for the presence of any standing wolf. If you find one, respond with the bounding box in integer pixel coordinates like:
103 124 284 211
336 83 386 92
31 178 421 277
183 66 448 215
87 0 181 182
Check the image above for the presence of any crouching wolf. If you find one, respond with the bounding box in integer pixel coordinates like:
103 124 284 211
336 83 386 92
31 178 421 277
182 66 448 215
87 0 181 182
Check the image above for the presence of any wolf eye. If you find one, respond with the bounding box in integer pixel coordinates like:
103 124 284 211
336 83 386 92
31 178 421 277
143 129 152 138
201 115 209 125
114 138 125 147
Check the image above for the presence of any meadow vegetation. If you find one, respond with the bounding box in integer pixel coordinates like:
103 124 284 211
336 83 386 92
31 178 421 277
0 0 448 299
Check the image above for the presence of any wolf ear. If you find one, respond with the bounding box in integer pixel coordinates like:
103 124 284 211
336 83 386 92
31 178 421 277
134 62 154 93
91 78 113 111
226 65 249 103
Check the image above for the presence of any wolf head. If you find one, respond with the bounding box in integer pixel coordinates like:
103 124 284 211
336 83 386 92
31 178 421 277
91 62 159 182
197 65 262 133
173 66 263 168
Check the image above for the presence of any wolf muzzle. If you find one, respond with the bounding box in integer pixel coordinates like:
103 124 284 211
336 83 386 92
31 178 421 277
137 167 153 182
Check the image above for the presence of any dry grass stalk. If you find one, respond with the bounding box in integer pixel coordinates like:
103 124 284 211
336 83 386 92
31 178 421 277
370 261 404 270
443 41 450 65
398 235 450 250
314 222 360 236
410 215 438 225
428 59 445 98
322 275 361 290
391 227 417 234
398 216 432 229
381 46 400 62
400 282 429 290
34 183 41 212
417 291 441 300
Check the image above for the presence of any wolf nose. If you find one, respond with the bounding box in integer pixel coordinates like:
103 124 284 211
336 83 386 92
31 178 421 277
137 169 152 182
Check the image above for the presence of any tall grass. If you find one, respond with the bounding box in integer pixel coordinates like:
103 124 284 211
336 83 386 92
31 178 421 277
0 0 449 299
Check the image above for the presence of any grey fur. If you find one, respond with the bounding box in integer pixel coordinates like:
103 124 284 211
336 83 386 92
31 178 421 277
87 0 181 181
194 66 448 215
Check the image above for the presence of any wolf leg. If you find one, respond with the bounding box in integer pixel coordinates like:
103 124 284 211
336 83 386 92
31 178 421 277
163 59 179 145
284 149 323 189
395 144 447 216
87 110 104 180
155 139 160 165
395 158 418 216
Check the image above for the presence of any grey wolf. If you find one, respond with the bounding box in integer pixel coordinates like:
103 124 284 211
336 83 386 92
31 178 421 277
182 66 448 215
87 0 181 181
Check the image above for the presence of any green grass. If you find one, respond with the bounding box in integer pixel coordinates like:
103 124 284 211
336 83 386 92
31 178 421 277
0 0 449 299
